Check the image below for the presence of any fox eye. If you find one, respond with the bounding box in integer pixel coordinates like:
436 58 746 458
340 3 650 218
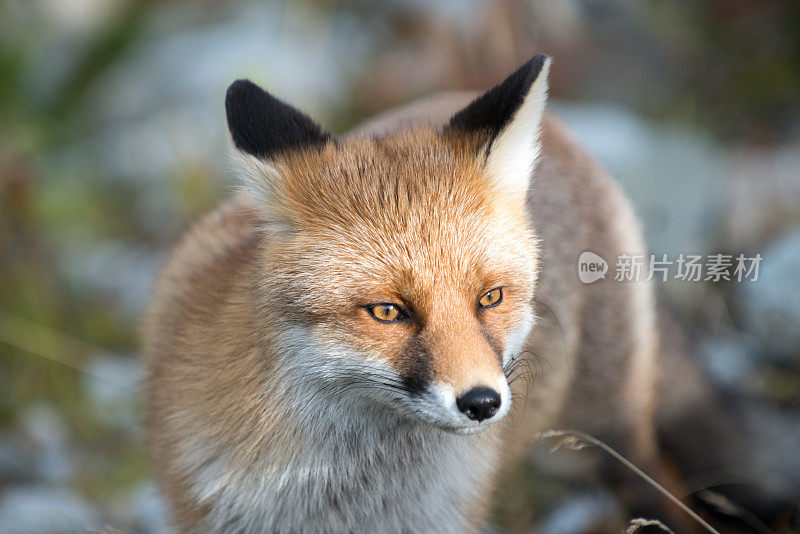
366 303 406 323
478 288 503 308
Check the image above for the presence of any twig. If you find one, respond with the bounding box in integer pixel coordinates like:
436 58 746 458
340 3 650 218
537 429 720 534
625 518 675 533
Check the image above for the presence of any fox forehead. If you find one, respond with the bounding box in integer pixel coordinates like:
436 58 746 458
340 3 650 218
260 130 538 310
270 129 494 227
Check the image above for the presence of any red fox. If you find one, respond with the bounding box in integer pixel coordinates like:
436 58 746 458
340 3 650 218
143 55 661 532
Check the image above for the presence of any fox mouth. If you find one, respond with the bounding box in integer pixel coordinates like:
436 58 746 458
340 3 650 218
399 378 512 433
441 418 505 435
422 408 510 435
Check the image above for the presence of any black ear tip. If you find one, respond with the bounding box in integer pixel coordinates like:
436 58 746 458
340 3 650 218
528 53 550 67
447 53 551 137
517 54 550 85
225 79 264 111
226 78 261 94
224 77 329 159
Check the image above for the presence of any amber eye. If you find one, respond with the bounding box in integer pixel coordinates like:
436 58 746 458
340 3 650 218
479 288 503 308
366 303 405 323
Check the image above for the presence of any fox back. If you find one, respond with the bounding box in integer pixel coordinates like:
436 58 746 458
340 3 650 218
144 55 658 532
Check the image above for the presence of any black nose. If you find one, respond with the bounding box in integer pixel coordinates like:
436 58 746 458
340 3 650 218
456 387 501 422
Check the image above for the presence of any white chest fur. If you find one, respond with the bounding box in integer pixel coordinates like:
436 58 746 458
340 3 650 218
183 404 500 533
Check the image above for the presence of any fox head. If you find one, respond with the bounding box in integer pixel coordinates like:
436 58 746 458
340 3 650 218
226 55 549 433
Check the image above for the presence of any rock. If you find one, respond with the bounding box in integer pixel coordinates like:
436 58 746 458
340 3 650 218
738 228 800 362
724 143 800 251
538 491 623 534
0 486 101 534
700 329 761 392
114 483 172 534
0 434 36 484
60 242 162 319
18 405 73 484
82 353 141 432
742 402 800 500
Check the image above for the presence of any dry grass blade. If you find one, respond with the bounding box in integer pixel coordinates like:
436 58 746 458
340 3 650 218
625 518 675 533
537 430 720 534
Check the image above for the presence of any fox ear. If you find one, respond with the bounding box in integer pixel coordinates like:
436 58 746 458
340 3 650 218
447 55 551 199
225 80 330 228
225 79 330 159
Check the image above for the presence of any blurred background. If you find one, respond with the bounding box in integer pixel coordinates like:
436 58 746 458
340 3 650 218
1 0 799 532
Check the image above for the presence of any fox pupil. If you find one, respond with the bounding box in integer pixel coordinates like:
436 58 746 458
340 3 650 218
369 303 402 322
479 288 503 308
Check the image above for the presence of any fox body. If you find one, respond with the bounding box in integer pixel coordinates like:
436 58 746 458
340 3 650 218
144 56 657 532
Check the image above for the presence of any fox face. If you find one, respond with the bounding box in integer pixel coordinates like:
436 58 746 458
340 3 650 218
227 55 550 433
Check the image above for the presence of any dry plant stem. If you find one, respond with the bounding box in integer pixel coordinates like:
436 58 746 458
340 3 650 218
625 518 676 533
538 430 721 534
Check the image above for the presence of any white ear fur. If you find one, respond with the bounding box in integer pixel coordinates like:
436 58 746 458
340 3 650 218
484 58 550 199
233 150 278 203
232 151 289 231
